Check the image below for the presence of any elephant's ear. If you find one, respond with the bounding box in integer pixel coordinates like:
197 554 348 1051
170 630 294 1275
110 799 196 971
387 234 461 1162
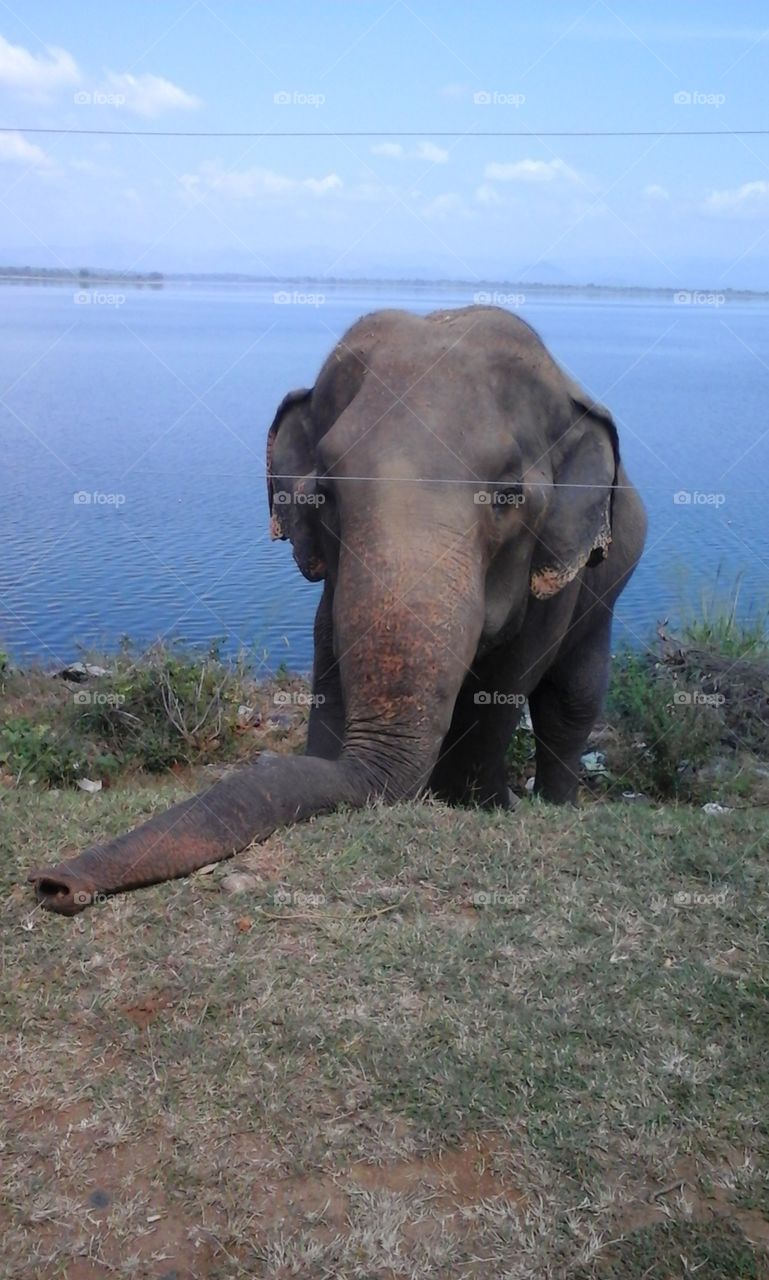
266 389 313 539
266 388 326 582
530 384 619 599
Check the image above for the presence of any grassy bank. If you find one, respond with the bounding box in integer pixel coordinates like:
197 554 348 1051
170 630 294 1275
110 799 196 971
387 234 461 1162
2 784 769 1277
2 609 769 1276
2 605 769 804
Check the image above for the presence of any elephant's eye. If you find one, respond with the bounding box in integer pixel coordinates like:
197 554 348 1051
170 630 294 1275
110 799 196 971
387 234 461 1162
491 481 525 511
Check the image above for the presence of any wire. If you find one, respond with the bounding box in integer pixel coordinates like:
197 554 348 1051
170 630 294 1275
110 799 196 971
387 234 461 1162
2 126 769 139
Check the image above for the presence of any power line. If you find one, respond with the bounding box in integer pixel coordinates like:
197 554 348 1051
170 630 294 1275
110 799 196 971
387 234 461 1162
2 126 769 139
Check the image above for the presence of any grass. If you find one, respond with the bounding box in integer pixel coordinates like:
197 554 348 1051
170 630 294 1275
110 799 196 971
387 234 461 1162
3 599 769 1275
2 780 769 1277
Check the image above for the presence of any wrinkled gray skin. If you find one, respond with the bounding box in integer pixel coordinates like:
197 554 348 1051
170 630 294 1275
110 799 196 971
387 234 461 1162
30 306 646 914
269 304 646 806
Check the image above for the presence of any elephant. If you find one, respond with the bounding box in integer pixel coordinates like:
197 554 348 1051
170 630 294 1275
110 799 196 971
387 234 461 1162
30 305 646 914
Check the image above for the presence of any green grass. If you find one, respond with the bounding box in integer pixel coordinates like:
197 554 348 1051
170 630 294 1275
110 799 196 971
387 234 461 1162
680 572 769 660
2 780 769 1277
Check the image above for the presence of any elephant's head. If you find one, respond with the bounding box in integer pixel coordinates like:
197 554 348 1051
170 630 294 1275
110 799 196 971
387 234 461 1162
266 312 619 656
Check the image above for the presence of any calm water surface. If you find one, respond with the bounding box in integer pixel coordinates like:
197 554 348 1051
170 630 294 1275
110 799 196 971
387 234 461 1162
2 281 768 671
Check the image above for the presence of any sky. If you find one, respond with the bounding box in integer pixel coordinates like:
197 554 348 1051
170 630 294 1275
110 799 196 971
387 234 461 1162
0 0 768 286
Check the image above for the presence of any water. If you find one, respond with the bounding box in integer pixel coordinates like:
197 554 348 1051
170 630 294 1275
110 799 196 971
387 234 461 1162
2 280 768 672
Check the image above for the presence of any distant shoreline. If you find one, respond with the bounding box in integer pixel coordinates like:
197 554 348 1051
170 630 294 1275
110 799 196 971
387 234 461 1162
1 266 768 301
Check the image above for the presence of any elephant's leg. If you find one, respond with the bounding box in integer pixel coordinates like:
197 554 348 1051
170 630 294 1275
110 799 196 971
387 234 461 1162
429 660 522 809
306 584 345 759
529 617 612 804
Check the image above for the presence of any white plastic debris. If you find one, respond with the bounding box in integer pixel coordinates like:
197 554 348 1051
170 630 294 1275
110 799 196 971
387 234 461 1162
76 778 102 793
701 802 733 815
581 750 608 775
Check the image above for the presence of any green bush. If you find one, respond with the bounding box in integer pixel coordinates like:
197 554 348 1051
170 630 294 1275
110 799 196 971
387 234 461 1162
73 642 249 773
607 650 724 799
0 716 84 786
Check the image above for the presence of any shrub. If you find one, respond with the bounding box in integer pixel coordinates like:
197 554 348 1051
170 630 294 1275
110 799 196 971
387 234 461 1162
72 642 250 773
0 716 84 786
606 650 724 799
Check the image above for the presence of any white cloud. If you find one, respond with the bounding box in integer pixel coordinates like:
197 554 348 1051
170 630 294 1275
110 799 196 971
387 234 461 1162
370 140 448 164
643 183 670 201
181 164 342 201
0 34 79 95
414 141 449 164
0 130 49 166
484 158 581 184
304 173 342 195
475 183 502 207
101 71 200 117
422 192 463 219
703 179 769 217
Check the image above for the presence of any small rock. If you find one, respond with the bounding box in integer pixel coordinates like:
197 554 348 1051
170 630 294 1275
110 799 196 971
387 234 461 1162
265 712 300 730
237 704 259 726
235 916 253 932
219 871 260 895
702 802 732 815
76 778 102 794
56 662 110 682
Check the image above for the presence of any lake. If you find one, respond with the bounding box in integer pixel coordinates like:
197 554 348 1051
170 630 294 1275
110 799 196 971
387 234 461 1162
2 280 768 673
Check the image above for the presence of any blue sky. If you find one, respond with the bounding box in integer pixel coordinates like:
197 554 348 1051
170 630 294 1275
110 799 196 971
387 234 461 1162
1 0 768 284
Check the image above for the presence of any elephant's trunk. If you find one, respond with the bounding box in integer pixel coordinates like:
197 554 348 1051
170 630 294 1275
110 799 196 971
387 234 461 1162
30 513 482 916
29 754 364 915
